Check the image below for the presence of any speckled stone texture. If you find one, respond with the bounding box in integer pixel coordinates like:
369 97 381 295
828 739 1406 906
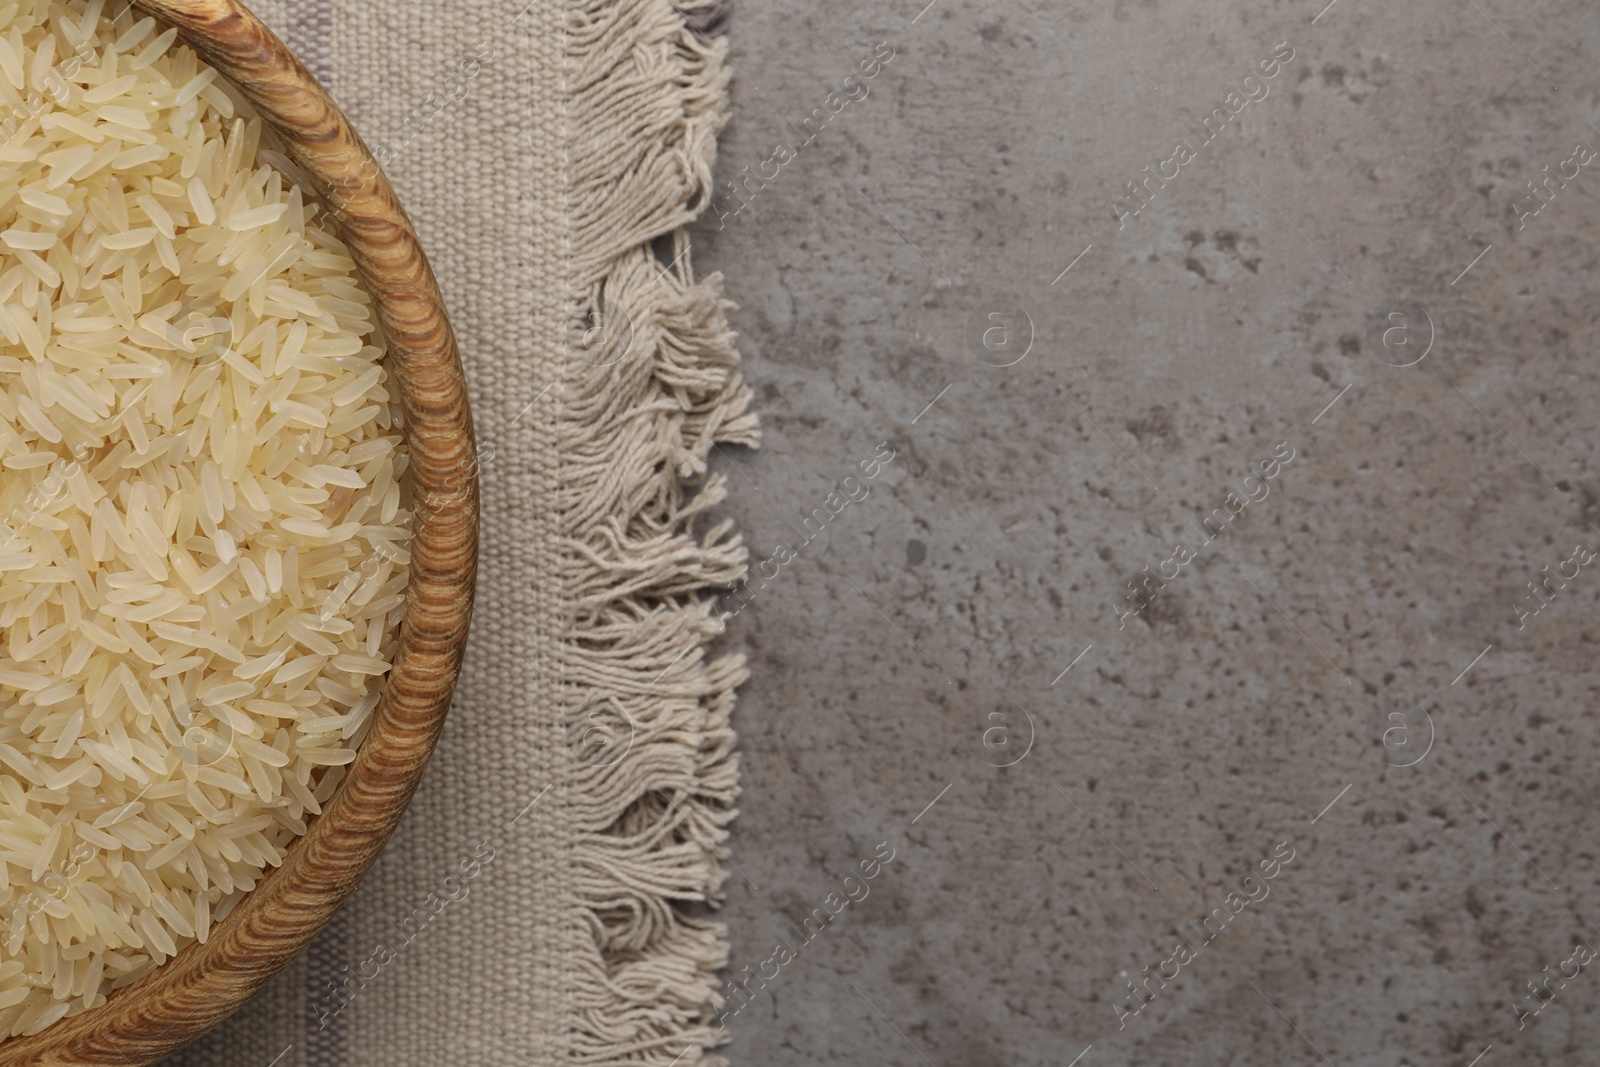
694 0 1600 1064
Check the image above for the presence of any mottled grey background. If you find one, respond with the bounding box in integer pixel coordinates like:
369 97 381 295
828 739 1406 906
692 0 1600 1065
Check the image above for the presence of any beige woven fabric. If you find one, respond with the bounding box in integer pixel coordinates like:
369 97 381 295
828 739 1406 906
162 0 753 1063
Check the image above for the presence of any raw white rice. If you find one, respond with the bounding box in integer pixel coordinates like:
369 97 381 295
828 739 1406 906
0 0 411 1036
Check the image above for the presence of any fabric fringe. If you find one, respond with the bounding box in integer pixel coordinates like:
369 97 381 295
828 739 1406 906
560 0 754 1063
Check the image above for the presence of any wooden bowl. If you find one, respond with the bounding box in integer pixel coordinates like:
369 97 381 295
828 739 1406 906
0 1 478 1062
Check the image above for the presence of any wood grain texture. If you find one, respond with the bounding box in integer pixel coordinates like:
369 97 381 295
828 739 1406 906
0 1 479 1062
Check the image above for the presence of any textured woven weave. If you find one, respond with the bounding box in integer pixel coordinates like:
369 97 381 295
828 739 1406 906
161 0 753 1063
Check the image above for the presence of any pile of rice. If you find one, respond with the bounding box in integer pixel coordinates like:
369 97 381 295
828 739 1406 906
0 0 411 1036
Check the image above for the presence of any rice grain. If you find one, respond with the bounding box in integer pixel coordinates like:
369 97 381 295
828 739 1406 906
0 0 412 1032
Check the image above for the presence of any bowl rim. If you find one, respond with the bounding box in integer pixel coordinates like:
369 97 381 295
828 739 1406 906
0 1 478 1063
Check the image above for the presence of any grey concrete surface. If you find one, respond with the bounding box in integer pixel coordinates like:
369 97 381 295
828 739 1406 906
691 0 1600 1064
